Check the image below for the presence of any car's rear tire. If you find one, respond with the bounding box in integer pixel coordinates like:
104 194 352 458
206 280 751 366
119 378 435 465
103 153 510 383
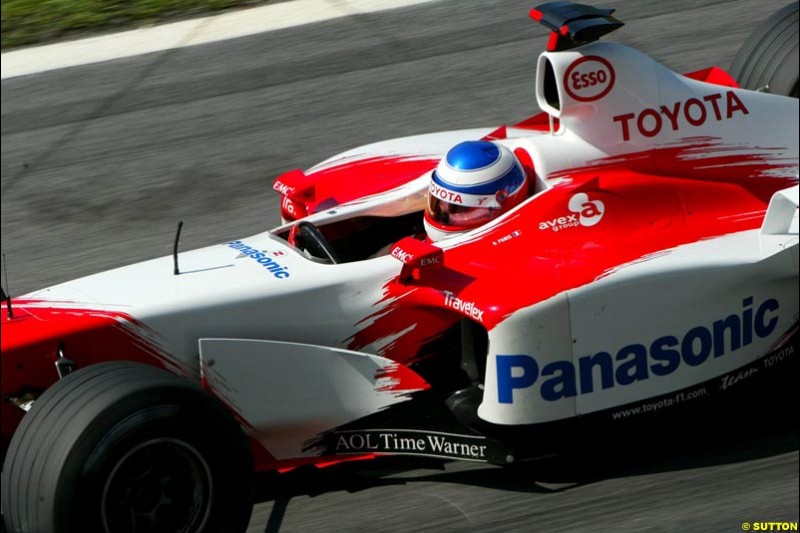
730 2 799 97
1 362 253 533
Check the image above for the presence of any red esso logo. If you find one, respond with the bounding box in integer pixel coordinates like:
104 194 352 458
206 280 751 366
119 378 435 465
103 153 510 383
563 56 615 102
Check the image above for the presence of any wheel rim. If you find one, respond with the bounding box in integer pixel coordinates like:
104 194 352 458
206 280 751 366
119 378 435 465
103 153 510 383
101 438 213 533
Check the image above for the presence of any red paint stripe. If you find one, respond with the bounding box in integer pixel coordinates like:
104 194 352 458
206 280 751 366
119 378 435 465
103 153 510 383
374 361 430 393
683 66 739 88
512 111 559 132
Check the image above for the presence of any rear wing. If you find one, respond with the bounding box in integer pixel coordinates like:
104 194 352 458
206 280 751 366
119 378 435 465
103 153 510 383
530 1 624 51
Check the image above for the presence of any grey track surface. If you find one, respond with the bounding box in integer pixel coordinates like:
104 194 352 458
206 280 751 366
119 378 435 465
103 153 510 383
1 0 797 531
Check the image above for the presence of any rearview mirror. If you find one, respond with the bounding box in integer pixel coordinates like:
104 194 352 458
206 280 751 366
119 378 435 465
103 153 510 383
390 237 443 281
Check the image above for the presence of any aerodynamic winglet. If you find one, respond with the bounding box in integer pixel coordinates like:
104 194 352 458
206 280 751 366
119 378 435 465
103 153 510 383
530 1 624 51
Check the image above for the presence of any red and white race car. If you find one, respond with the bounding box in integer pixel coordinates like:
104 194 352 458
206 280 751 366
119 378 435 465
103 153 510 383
2 2 798 532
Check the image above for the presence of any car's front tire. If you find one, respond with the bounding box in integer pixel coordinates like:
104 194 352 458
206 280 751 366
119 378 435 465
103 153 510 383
1 361 253 533
730 2 799 97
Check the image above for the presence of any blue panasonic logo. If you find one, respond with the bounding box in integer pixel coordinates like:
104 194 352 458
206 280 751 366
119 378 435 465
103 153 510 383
497 296 780 403
227 240 290 279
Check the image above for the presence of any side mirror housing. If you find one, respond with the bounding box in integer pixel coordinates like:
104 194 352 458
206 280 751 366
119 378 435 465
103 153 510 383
389 237 444 281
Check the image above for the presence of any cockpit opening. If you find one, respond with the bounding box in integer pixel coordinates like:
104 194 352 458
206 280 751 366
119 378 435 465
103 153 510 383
275 211 425 264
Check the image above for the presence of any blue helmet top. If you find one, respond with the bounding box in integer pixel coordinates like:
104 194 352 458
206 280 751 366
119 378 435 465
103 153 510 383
445 141 501 171
432 141 526 195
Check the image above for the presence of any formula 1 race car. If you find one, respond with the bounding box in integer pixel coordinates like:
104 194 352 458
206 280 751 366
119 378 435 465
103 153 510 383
2 2 798 532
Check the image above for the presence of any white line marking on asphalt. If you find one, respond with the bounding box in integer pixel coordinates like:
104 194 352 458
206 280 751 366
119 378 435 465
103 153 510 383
1 0 435 80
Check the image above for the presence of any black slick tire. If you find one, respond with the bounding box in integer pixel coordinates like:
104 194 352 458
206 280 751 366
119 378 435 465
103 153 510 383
730 2 799 97
1 362 253 533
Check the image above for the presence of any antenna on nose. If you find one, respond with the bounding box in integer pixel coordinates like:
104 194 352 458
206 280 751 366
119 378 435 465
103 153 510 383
173 220 183 276
2 253 13 319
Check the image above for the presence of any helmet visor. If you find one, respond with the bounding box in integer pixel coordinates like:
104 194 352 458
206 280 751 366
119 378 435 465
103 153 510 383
426 194 498 230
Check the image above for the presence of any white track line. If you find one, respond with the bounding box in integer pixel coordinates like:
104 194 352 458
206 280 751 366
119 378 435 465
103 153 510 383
1 0 435 80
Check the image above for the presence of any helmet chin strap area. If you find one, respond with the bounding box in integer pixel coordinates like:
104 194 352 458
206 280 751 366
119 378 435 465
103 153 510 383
424 217 466 243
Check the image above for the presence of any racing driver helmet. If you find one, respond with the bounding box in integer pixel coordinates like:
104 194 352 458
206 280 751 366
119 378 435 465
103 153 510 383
424 140 528 242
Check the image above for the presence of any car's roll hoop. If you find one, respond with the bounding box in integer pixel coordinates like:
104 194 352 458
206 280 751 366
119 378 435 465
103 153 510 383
530 1 624 52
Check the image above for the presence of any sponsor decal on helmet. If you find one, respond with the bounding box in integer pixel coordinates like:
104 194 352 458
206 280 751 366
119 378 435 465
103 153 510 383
539 193 605 232
612 91 749 141
429 181 502 208
496 296 780 403
429 182 464 204
564 56 616 102
444 291 484 322
227 240 291 279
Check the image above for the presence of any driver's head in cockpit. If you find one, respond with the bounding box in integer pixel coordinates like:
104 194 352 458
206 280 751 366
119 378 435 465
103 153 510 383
424 140 528 242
